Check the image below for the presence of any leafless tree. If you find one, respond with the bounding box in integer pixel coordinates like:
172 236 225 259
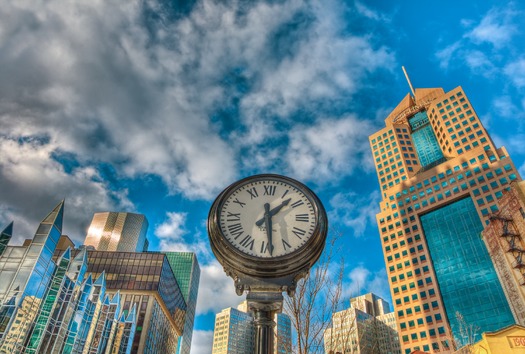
452 312 481 354
283 234 345 354
325 307 356 354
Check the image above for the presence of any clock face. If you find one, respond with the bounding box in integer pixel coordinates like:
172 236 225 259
218 177 317 258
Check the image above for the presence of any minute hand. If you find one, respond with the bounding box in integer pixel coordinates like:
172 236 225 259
255 198 291 227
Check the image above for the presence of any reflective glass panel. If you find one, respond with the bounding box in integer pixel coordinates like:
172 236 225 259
420 197 514 346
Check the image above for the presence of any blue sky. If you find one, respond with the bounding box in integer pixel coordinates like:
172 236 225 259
1 0 525 352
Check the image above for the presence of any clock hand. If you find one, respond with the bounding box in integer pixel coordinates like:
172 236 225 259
269 198 291 217
255 198 292 227
264 203 273 256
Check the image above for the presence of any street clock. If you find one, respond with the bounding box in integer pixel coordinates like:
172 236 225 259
208 174 328 296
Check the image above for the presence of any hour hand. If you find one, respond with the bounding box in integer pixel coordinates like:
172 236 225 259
255 198 291 227
269 198 291 217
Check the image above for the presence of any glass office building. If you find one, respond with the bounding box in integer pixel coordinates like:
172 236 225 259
0 202 188 353
85 250 187 353
212 301 292 354
84 212 149 252
0 202 136 353
369 86 521 353
212 305 255 354
165 252 200 354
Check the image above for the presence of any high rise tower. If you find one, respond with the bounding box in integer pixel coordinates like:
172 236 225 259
369 86 521 353
165 252 201 354
84 212 149 252
212 301 291 354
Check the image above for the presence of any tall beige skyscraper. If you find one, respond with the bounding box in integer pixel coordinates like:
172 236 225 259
84 212 149 252
370 85 521 353
324 293 400 354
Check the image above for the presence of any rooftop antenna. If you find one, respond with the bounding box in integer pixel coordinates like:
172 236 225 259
402 66 416 97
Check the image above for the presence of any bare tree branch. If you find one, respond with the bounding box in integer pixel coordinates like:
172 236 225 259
284 233 345 354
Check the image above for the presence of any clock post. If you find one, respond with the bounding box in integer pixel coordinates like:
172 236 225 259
208 174 328 354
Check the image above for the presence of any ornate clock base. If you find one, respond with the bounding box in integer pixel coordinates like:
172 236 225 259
227 266 310 296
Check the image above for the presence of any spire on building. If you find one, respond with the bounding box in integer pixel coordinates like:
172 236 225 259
41 200 64 233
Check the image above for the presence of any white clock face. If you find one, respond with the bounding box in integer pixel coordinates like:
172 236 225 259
219 178 316 258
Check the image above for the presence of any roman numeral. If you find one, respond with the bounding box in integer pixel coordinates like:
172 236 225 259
226 212 241 222
227 223 244 240
292 227 306 239
233 198 246 208
281 189 289 199
246 187 259 199
291 200 304 208
282 239 292 250
295 214 309 222
239 235 254 250
260 241 272 254
263 185 276 196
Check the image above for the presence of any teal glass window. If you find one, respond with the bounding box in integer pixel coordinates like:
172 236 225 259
409 112 445 168
420 197 514 346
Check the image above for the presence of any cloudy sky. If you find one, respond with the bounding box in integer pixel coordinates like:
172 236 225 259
1 0 524 351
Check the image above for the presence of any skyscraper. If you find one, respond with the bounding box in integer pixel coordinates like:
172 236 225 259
0 202 137 353
84 212 149 252
324 293 400 354
211 301 292 354
165 252 201 354
369 86 521 353
212 305 255 354
84 250 186 353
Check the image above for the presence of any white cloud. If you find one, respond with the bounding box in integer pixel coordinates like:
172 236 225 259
286 115 373 183
154 212 214 262
435 5 522 76
0 0 238 202
504 58 525 88
155 212 188 245
191 330 214 354
491 95 524 120
329 190 380 237
0 135 132 243
195 261 244 315
344 265 390 302
493 133 525 156
463 50 496 77
0 0 394 216
435 41 461 70
465 7 518 48
354 1 382 21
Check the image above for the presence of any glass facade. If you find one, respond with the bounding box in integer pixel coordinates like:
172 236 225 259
0 202 64 351
0 223 12 257
212 303 291 354
409 112 445 168
212 307 255 354
275 313 292 354
84 212 149 253
86 250 187 353
421 197 514 346
0 203 137 353
165 252 200 354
